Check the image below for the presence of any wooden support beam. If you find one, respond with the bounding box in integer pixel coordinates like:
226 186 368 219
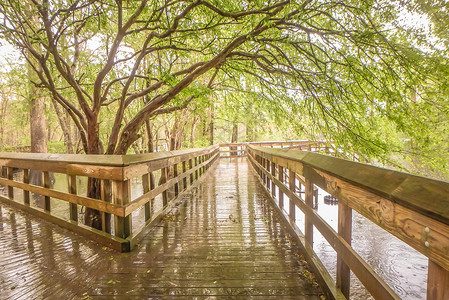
427 260 449 300
182 161 187 190
189 159 193 185
305 179 314 245
23 169 30 205
266 159 271 191
113 180 131 239
68 175 78 222
271 161 276 198
43 171 51 211
101 179 112 233
337 201 352 299
289 169 296 223
7 167 13 198
142 173 150 221
174 163 179 196
161 167 168 206
278 165 284 210
194 157 199 180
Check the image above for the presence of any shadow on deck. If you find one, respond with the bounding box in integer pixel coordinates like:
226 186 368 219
0 158 323 299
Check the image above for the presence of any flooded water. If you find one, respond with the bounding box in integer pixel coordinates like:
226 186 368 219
283 186 428 299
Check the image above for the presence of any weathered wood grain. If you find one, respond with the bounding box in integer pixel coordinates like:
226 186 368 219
247 152 400 300
336 202 352 299
0 177 125 216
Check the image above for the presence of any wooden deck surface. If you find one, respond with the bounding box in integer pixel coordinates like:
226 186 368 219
0 158 323 299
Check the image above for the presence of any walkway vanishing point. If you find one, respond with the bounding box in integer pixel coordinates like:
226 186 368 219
1 141 449 300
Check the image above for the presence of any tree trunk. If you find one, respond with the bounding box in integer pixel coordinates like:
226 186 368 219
30 96 47 153
0 90 9 146
29 82 48 208
246 124 253 142
145 120 154 153
84 116 104 230
231 122 238 143
50 97 74 153
209 105 214 145
190 116 198 148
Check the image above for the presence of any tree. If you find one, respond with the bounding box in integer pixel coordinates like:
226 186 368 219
0 0 447 227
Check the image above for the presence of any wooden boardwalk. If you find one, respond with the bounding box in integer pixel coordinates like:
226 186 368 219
0 158 323 299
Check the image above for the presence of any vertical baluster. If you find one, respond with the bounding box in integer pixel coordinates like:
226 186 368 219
427 260 449 300
337 201 352 298
278 165 284 210
305 179 314 245
43 171 51 211
288 169 296 224
182 161 187 190
262 157 267 185
142 173 150 221
101 179 112 233
194 157 199 180
189 159 194 185
174 163 179 197
7 167 13 198
23 169 30 205
266 159 271 190
160 167 168 206
271 161 276 198
68 175 78 222
113 180 131 239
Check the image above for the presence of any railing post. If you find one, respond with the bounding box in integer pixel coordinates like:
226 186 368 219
278 165 284 210
142 173 152 221
161 167 168 206
427 260 449 300
305 179 314 245
261 157 266 184
174 163 179 197
23 169 30 205
101 179 112 233
113 180 131 239
182 161 187 190
6 167 13 198
337 201 352 298
194 157 199 180
43 171 51 211
271 161 276 198
266 159 271 191
288 169 296 224
68 175 78 222
189 159 194 185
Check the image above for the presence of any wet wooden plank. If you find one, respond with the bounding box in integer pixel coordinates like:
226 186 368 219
0 159 323 299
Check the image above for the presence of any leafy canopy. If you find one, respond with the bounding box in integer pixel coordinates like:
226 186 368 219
0 0 447 174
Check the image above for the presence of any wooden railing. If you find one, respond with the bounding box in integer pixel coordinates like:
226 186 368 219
219 140 335 157
0 145 219 252
247 145 449 300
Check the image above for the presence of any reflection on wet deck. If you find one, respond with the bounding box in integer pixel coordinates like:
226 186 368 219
0 158 323 299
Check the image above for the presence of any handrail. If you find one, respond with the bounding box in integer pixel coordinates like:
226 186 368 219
247 145 449 300
219 140 337 157
0 145 219 252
